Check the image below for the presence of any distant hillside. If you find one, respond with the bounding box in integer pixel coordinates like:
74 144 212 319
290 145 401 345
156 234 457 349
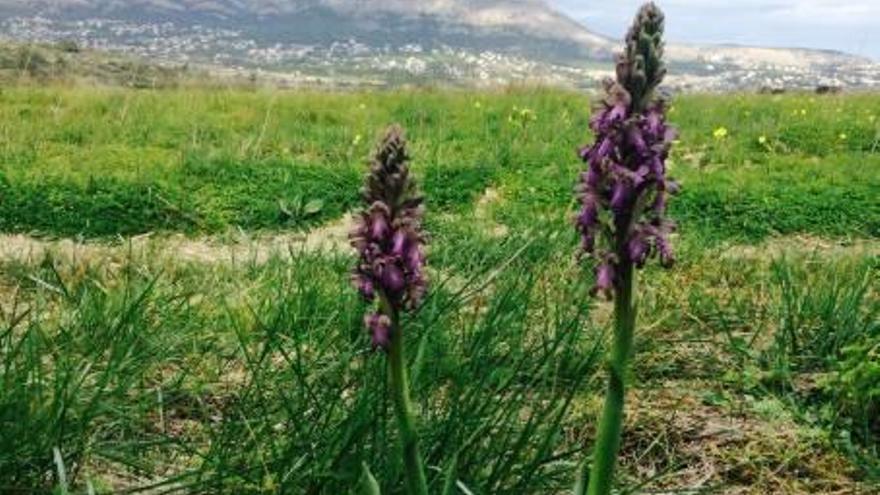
0 0 876 90
0 41 206 88
0 0 614 63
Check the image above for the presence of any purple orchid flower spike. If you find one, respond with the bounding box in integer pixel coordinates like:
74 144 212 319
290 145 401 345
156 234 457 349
349 125 430 495
574 6 679 298
350 125 428 350
572 4 680 495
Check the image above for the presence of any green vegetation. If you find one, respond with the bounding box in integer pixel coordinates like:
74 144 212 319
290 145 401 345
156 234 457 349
0 85 878 493
0 87 877 241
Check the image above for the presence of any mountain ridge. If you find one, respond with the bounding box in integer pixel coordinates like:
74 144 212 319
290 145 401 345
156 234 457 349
0 0 876 90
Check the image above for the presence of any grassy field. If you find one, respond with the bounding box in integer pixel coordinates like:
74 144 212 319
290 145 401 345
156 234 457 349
1 87 878 240
0 86 878 493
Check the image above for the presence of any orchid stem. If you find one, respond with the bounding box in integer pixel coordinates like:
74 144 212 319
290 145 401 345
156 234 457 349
386 305 429 495
581 261 637 495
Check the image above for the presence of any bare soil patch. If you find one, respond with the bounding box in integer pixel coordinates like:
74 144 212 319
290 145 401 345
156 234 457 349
0 215 354 267
720 235 880 260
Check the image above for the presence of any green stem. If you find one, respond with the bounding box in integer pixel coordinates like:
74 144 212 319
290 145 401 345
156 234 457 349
582 261 637 495
385 304 429 495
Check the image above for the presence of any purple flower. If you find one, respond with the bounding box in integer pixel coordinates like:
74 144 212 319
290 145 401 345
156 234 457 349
379 263 406 295
367 203 391 242
609 182 631 212
626 126 648 154
391 230 407 256
365 313 392 350
574 1 679 298
627 231 650 267
652 192 667 216
654 224 676 268
351 126 428 348
354 274 375 300
592 262 616 300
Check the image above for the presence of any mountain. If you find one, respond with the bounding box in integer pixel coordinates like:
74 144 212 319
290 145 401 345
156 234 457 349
0 0 876 90
0 0 614 61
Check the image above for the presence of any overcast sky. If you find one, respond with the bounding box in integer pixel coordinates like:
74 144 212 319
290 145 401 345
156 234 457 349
550 1 880 60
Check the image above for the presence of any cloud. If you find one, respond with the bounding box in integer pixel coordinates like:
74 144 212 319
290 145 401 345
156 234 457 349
550 0 879 59
782 1 880 24
553 0 879 23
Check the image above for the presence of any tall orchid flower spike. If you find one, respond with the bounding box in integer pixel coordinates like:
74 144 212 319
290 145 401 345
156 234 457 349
573 4 679 495
350 125 429 495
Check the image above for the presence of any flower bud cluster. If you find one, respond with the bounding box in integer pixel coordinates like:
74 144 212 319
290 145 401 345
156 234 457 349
351 126 427 349
575 2 679 298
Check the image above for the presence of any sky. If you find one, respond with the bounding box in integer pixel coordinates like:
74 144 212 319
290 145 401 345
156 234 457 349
550 1 880 60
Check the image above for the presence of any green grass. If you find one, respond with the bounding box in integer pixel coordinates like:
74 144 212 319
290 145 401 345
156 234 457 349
0 87 877 240
0 85 878 493
0 240 602 494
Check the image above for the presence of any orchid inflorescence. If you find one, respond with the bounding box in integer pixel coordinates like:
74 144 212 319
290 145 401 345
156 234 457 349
575 2 679 299
573 5 678 495
350 125 427 350
351 125 430 495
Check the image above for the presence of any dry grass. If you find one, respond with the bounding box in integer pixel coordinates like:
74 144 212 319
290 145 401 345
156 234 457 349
621 381 862 494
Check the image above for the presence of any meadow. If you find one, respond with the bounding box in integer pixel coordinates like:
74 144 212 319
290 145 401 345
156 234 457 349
0 85 878 493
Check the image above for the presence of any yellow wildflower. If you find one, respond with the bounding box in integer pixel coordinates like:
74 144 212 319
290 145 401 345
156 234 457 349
713 127 729 139
508 106 536 126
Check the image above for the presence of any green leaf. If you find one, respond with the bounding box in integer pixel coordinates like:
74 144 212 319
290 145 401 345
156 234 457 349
278 199 293 220
441 453 459 495
360 462 381 495
304 199 324 216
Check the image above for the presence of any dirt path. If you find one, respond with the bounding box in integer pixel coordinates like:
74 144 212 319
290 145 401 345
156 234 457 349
719 234 880 260
0 215 354 267
0 223 877 270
